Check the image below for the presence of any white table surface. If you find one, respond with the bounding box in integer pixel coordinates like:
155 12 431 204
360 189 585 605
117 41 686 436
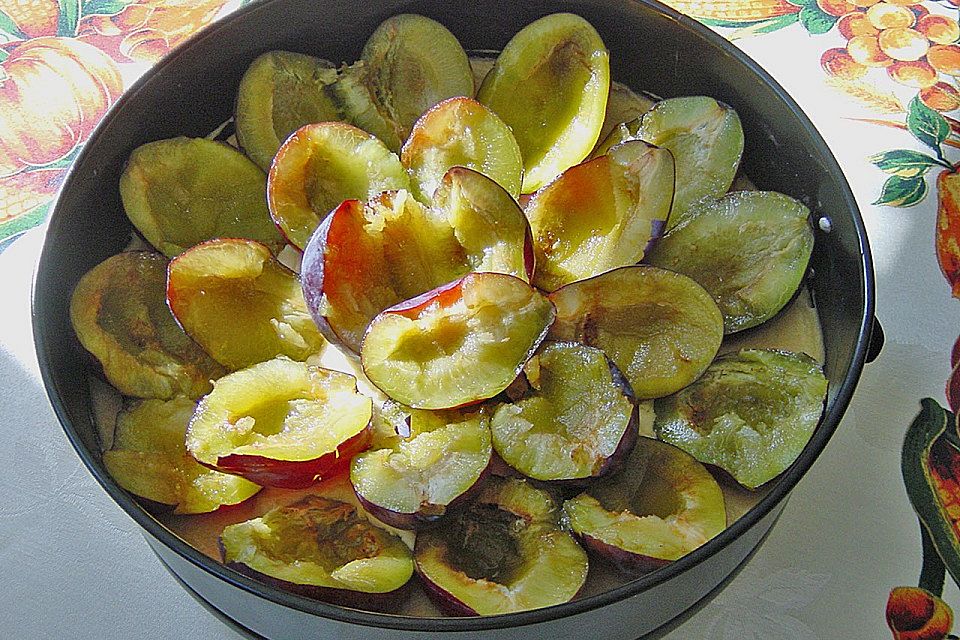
2 3 959 639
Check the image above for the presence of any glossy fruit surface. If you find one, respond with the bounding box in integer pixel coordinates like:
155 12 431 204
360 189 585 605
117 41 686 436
655 349 828 489
351 408 492 529
548 266 723 400
186 357 372 489
646 190 814 334
491 342 636 483
477 13 610 193
401 97 523 201
562 436 725 574
220 495 414 603
415 477 588 615
361 272 555 409
103 396 261 514
637 97 744 225
301 179 532 353
167 239 324 371
526 140 674 291
234 51 339 171
70 251 225 399
119 137 283 257
267 122 409 250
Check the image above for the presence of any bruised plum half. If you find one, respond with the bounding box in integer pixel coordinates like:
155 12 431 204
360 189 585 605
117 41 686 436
415 477 588 615
103 396 260 514
167 238 324 371
477 13 610 193
401 97 523 201
655 349 828 489
119 137 283 257
301 172 532 353
548 266 723 400
267 122 409 250
526 140 674 291
220 495 413 607
186 357 372 489
361 272 555 409
360 14 474 142
491 342 636 483
562 436 725 575
70 251 224 399
645 191 814 334
234 51 339 171
350 408 492 529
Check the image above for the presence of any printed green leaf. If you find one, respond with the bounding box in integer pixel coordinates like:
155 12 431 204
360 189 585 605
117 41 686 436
0 9 26 41
0 49 7 64
874 175 929 207
908 96 951 152
920 520 947 596
700 18 769 28
728 13 801 39
0 201 51 245
902 398 960 590
57 0 81 36
799 6 837 35
870 150 942 178
82 0 131 16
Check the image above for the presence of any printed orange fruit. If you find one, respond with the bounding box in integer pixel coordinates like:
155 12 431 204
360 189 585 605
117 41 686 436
928 44 960 76
937 170 960 298
878 27 929 61
887 60 938 87
917 14 960 45
838 12 879 39
817 0 857 17
0 38 123 177
821 48 868 79
866 3 915 29
920 82 960 111
847 34 894 66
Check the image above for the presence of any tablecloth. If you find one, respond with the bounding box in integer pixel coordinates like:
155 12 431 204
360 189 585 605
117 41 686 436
1 1 958 638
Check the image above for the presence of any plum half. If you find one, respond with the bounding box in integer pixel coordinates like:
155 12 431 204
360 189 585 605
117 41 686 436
548 265 723 400
70 251 225 399
167 238 324 371
350 408 492 529
301 173 533 353
360 14 475 143
234 51 339 171
119 137 284 257
415 477 588 615
491 342 637 484
401 96 523 201
645 191 815 333
526 140 674 291
361 272 555 410
186 357 372 489
103 396 261 514
636 97 744 224
266 122 409 250
220 495 414 608
654 349 828 490
477 13 610 193
562 436 726 575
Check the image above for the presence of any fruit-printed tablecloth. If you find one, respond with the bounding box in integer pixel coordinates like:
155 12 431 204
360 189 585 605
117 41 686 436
0 0 958 638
